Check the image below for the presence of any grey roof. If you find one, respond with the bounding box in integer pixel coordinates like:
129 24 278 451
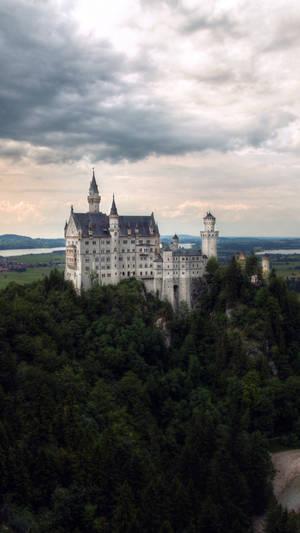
89 170 99 195
73 212 110 236
118 215 158 236
110 195 118 216
204 211 215 219
173 248 202 256
71 212 159 237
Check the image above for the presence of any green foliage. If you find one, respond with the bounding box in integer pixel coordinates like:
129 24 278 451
1 266 300 531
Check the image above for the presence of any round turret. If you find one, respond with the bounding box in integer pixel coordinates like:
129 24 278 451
171 234 179 250
200 211 219 259
262 254 270 276
203 212 216 231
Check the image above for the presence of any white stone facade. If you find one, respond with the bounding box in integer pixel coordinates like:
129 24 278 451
64 172 219 308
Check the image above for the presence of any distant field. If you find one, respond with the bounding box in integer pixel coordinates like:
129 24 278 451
0 251 65 289
0 265 65 290
4 251 65 265
270 254 300 279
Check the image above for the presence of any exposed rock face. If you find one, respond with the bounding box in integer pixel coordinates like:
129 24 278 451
155 317 171 347
253 449 300 533
272 449 300 512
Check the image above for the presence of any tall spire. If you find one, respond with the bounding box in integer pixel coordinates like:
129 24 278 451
87 168 100 213
110 194 118 216
89 168 99 194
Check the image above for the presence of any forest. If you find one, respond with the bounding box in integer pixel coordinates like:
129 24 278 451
1 257 300 532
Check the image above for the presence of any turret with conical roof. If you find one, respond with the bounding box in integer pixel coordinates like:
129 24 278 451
87 169 100 213
110 194 118 216
109 194 120 284
200 211 219 259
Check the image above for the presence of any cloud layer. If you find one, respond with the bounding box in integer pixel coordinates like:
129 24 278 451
1 0 300 236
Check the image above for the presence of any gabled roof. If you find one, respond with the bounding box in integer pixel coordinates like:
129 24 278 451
69 212 159 237
173 249 202 256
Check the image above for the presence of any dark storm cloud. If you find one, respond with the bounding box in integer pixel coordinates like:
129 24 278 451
0 0 294 164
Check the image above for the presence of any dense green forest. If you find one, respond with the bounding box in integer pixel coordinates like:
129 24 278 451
1 258 300 532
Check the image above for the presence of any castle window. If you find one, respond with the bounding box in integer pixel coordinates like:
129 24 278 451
85 241 89 245
123 240 127 244
140 272 142 276
106 240 110 244
107 273 111 277
102 274 105 277
93 250 96 254
128 272 130 276
85 250 89 254
85 258 89 262
92 241 96 245
96 266 99 270
85 266 90 271
95 257 99 262
101 257 105 262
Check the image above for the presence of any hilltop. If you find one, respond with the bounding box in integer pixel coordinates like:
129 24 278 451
0 234 65 250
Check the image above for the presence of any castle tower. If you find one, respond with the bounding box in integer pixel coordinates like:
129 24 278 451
88 169 100 213
109 195 120 284
200 212 219 258
262 254 270 276
170 234 179 251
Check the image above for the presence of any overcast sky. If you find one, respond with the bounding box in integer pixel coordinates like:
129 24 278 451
1 0 300 237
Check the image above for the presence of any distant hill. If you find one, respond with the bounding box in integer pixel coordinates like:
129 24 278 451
0 234 65 250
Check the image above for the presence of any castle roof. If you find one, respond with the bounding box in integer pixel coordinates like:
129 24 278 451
204 211 215 220
71 212 159 237
110 195 118 216
173 249 202 257
89 170 99 195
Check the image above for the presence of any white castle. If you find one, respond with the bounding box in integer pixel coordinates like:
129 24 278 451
64 171 219 307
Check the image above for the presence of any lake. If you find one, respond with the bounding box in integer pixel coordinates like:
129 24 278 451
0 247 65 257
256 250 300 255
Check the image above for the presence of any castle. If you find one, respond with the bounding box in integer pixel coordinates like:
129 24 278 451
64 171 219 307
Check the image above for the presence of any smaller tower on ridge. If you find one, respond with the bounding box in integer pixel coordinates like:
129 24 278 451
200 212 219 258
262 254 270 276
170 234 179 251
88 169 100 213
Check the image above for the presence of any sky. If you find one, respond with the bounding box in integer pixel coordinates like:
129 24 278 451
1 0 300 238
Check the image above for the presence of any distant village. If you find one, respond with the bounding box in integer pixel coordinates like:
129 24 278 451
0 256 64 274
